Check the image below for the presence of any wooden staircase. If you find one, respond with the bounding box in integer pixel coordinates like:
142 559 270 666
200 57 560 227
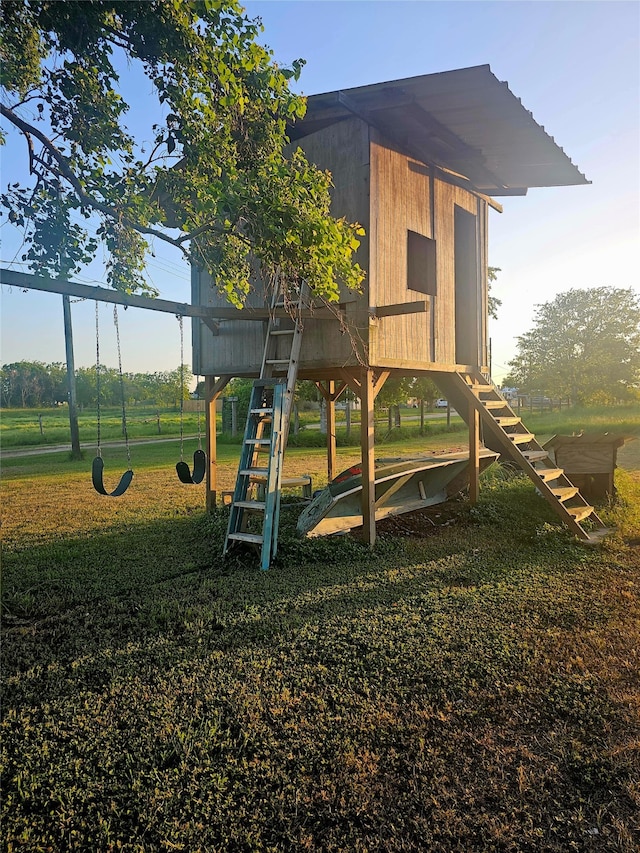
438 371 610 543
223 280 306 569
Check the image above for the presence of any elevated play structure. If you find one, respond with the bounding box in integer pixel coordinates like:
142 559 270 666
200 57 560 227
192 65 609 566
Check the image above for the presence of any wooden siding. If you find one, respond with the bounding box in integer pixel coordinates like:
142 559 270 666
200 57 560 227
369 133 487 368
194 118 371 376
193 120 489 377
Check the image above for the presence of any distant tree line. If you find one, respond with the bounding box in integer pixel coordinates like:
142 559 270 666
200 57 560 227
1 361 189 409
504 287 640 406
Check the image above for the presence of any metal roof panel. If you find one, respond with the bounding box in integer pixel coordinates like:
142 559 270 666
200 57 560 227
289 65 589 194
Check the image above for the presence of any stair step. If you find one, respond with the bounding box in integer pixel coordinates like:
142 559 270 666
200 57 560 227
522 450 549 462
536 467 564 482
509 432 535 444
567 505 595 523
227 532 264 545
233 500 266 511
550 486 579 502
494 416 521 427
469 385 496 396
584 527 612 545
482 399 509 410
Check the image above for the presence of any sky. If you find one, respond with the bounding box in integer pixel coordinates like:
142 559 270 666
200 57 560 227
1 0 639 385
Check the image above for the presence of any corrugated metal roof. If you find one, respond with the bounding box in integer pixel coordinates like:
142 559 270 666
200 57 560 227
288 65 589 196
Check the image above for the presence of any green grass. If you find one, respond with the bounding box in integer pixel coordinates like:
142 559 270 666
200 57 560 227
1 407 639 851
0 405 205 448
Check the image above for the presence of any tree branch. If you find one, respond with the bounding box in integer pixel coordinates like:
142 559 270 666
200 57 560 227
1 102 189 252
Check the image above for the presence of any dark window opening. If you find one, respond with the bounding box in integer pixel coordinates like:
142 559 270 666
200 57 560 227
407 230 436 296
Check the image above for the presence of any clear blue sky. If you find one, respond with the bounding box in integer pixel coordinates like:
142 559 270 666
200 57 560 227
1 0 638 385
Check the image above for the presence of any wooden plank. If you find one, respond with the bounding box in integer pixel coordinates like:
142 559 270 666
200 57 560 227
205 375 231 511
360 369 377 547
371 300 429 318
1 268 342 323
373 370 391 399
325 381 337 482
468 401 480 505
314 380 347 402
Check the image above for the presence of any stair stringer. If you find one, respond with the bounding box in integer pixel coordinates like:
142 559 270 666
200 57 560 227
432 371 609 542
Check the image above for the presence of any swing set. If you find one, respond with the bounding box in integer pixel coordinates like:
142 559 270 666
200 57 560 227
91 303 206 497
175 314 206 485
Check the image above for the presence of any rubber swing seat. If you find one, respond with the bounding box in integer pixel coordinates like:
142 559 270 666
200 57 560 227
92 456 134 497
176 449 206 485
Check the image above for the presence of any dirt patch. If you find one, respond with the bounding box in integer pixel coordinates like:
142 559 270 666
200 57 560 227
361 497 467 538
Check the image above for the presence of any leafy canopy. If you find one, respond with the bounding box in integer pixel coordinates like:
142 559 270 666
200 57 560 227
0 0 365 304
507 286 640 405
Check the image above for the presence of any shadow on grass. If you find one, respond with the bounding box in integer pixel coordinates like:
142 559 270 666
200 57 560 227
2 477 607 699
2 475 639 853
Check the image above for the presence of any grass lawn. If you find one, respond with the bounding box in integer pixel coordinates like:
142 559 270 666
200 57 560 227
1 406 639 851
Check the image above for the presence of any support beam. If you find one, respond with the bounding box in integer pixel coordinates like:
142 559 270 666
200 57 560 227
370 300 429 319
205 375 231 511
360 369 376 547
468 400 480 505
0 269 339 322
325 381 337 482
61 294 82 460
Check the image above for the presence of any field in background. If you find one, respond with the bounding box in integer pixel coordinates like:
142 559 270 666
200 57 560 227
2 405 639 851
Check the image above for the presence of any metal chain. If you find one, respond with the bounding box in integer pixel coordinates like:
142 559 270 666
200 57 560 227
113 306 131 467
95 302 102 456
196 368 202 450
178 314 185 461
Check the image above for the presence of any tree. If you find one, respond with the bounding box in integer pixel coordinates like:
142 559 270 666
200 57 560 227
508 287 640 404
1 1 364 305
488 266 501 321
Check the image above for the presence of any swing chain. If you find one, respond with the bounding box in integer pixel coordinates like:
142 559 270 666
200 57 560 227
113 306 131 467
178 314 185 462
95 302 102 455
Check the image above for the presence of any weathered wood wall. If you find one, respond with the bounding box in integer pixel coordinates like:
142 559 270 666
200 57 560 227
369 132 487 369
194 117 371 376
193 118 489 377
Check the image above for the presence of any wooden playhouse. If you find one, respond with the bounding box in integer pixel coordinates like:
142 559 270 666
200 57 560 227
192 65 608 566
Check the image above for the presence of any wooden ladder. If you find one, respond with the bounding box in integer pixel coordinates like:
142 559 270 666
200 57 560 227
223 279 307 569
450 371 610 543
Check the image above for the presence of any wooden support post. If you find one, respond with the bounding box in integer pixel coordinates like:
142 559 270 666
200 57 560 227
62 294 82 459
360 369 376 547
314 379 348 483
326 380 337 482
205 375 231 512
469 400 480 505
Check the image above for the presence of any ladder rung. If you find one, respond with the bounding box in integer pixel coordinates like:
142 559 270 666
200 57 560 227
567 506 595 523
240 467 269 477
536 467 563 482
246 438 271 446
550 486 579 502
250 408 273 416
266 359 292 365
227 532 264 545
270 329 295 336
233 500 266 511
